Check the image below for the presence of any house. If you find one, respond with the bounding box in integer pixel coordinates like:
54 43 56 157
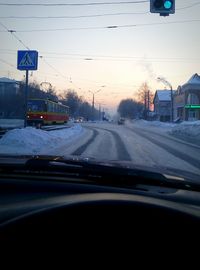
0 77 22 118
153 90 173 122
0 77 20 95
174 73 200 121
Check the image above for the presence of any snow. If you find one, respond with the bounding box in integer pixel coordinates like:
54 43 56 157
132 119 175 129
131 120 200 141
0 77 18 83
170 121 200 138
156 90 172 101
0 119 24 128
187 73 200 85
0 124 84 155
0 120 199 157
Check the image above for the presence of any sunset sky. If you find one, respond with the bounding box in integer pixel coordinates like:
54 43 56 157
1 0 200 114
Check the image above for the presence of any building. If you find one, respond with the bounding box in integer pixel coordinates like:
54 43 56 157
0 77 22 118
174 73 200 121
153 90 173 122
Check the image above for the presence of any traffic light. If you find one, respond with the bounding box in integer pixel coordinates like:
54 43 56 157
150 0 175 16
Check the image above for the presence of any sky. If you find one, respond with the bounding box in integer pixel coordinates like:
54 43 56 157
0 0 200 114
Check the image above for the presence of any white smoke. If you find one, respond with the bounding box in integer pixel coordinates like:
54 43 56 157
138 56 157 80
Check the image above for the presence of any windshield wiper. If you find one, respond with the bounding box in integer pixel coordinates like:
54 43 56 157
0 155 199 192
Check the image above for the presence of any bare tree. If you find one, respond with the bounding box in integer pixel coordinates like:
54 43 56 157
135 82 154 105
134 82 155 120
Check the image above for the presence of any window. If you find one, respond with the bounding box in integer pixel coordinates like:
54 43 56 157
27 100 46 112
187 93 199 105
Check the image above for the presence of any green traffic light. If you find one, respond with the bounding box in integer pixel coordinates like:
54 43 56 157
164 1 172 9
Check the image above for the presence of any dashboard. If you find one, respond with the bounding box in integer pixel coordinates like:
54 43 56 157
0 175 199 243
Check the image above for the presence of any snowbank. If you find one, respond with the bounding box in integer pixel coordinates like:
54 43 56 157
0 125 84 155
131 119 200 142
132 119 175 129
169 121 200 138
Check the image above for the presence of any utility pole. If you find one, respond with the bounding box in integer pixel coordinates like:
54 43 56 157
99 104 101 121
92 93 94 120
89 88 103 121
147 90 150 120
144 92 147 120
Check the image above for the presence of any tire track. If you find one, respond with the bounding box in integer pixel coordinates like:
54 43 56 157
72 126 131 161
126 126 200 170
131 127 200 150
94 127 131 161
71 128 99 156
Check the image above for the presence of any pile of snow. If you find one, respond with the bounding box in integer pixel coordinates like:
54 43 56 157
169 121 200 139
131 119 175 129
131 119 200 141
0 125 84 155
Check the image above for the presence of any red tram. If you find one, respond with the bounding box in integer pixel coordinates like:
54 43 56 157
27 98 69 126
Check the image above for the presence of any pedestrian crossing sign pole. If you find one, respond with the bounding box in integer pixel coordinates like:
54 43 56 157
17 50 38 127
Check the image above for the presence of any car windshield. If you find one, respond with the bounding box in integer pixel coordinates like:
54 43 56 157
0 0 200 183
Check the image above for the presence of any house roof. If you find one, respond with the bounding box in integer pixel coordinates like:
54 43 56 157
186 73 200 85
155 90 172 101
0 77 18 84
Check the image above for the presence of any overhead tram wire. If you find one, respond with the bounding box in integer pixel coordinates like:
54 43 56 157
0 21 30 49
0 22 141 89
0 58 16 68
1 19 200 33
1 2 200 20
0 12 149 19
0 1 149 7
0 49 200 63
178 1 200 10
0 21 76 88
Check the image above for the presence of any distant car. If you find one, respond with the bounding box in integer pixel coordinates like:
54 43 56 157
118 118 125 125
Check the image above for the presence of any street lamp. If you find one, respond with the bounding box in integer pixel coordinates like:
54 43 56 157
97 101 106 121
157 77 173 122
88 88 104 120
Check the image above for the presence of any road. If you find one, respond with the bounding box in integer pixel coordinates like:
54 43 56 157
52 122 200 176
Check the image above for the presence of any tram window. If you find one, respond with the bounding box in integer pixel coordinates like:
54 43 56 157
27 100 46 112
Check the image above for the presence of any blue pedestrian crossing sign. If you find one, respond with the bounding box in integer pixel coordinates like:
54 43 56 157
17 50 38 70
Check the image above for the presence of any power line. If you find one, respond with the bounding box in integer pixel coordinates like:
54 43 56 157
178 1 200 10
0 20 77 87
0 1 200 20
1 2 200 20
0 1 148 7
0 12 149 19
10 32 30 50
1 49 200 63
1 19 200 33
39 56 70 82
0 21 30 49
0 58 15 68
38 54 200 63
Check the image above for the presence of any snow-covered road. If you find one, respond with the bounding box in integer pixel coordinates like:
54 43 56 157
48 122 200 176
1 121 200 177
